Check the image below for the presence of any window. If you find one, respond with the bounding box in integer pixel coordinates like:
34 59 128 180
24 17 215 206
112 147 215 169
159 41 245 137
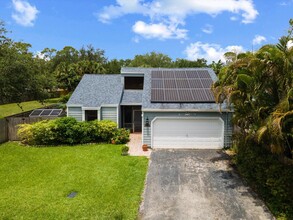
85 110 97 121
124 77 144 90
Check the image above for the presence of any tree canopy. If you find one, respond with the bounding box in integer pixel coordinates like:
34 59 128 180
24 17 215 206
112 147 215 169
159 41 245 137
0 21 53 104
212 19 293 157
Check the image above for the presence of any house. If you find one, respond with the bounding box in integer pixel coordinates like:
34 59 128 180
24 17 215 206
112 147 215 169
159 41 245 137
67 67 233 149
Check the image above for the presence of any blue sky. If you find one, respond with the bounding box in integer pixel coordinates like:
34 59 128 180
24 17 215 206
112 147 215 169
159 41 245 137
0 0 292 63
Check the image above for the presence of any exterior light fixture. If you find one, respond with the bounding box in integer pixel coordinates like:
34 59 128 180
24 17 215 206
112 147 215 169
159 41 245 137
145 117 150 127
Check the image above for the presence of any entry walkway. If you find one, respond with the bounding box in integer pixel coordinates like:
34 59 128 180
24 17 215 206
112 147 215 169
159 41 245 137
127 133 151 157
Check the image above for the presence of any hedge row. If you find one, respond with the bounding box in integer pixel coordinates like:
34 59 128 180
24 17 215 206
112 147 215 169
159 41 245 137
235 140 293 219
18 117 130 145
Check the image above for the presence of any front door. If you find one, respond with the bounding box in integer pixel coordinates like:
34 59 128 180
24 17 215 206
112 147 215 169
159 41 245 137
133 110 142 132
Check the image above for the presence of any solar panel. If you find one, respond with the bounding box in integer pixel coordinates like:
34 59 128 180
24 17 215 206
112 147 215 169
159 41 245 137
191 89 209 102
178 89 194 101
197 70 210 78
150 69 215 103
151 79 164 88
201 79 214 88
176 79 189 88
40 109 52 116
164 89 179 101
205 89 216 100
151 70 163 78
174 70 187 79
162 70 175 78
164 79 177 88
50 109 62 116
151 89 164 101
29 109 43 116
186 70 199 78
29 109 63 117
189 79 203 88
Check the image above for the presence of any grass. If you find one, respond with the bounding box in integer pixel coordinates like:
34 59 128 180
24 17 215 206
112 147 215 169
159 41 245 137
0 98 61 119
0 142 149 219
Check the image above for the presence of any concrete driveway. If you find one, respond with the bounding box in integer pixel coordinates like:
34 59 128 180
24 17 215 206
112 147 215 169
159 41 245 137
139 149 274 220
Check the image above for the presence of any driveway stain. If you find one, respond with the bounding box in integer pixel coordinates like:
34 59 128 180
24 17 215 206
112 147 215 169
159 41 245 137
139 149 274 220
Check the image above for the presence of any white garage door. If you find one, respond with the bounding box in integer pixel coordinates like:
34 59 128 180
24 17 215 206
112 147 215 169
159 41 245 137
152 117 224 149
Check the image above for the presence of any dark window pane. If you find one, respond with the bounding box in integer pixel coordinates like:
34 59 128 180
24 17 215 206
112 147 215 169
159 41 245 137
124 77 144 89
85 110 97 121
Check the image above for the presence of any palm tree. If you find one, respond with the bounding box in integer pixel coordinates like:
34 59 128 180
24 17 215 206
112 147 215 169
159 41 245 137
212 20 293 157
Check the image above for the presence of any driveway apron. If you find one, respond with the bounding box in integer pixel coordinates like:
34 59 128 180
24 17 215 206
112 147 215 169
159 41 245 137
139 149 274 220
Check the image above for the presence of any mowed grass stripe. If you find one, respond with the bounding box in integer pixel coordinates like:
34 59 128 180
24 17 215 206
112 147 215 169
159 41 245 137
0 98 60 118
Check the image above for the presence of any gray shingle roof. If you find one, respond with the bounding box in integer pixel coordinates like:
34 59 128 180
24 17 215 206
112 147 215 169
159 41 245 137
126 68 228 111
120 90 143 105
67 68 231 112
67 74 122 107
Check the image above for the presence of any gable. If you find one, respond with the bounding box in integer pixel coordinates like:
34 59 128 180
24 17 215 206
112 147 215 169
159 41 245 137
67 74 122 107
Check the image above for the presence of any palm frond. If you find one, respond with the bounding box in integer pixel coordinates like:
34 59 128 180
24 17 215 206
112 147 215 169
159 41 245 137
256 126 268 143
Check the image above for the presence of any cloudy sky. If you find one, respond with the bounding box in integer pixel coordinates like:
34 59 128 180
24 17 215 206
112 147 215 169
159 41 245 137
0 0 292 63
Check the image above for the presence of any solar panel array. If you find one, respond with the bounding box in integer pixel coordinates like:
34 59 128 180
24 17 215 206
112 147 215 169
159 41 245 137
29 109 62 117
151 70 215 103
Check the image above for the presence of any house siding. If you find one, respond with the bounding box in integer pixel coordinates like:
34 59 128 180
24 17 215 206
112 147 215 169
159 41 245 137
68 107 83 121
143 111 233 148
224 112 233 148
101 107 118 123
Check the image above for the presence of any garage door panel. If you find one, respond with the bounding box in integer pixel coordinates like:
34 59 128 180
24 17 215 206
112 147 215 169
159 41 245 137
154 137 222 149
152 118 223 149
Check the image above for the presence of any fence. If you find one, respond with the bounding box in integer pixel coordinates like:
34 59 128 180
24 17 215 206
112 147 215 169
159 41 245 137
0 117 55 142
7 117 54 141
0 119 8 143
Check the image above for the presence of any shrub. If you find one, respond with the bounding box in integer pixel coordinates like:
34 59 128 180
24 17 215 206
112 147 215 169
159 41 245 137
75 122 96 144
17 118 125 146
52 117 80 144
111 128 130 144
235 139 293 219
32 119 57 145
92 120 117 142
121 145 129 156
18 124 34 145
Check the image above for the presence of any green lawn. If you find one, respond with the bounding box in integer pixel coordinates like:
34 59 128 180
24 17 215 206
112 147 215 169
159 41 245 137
0 142 148 219
0 98 61 119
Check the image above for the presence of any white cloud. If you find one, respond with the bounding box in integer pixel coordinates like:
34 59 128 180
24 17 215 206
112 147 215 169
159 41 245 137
202 24 213 34
230 16 238 21
97 0 258 40
132 21 188 40
252 35 266 45
97 0 147 23
280 1 293 6
98 0 258 24
11 0 39 27
184 41 244 63
34 51 50 61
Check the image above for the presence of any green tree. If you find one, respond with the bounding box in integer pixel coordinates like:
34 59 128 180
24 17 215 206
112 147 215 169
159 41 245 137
223 51 237 64
79 45 106 63
129 52 173 67
52 45 107 91
103 59 132 74
0 21 50 104
104 59 121 74
212 19 293 157
173 58 208 68
209 60 224 75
